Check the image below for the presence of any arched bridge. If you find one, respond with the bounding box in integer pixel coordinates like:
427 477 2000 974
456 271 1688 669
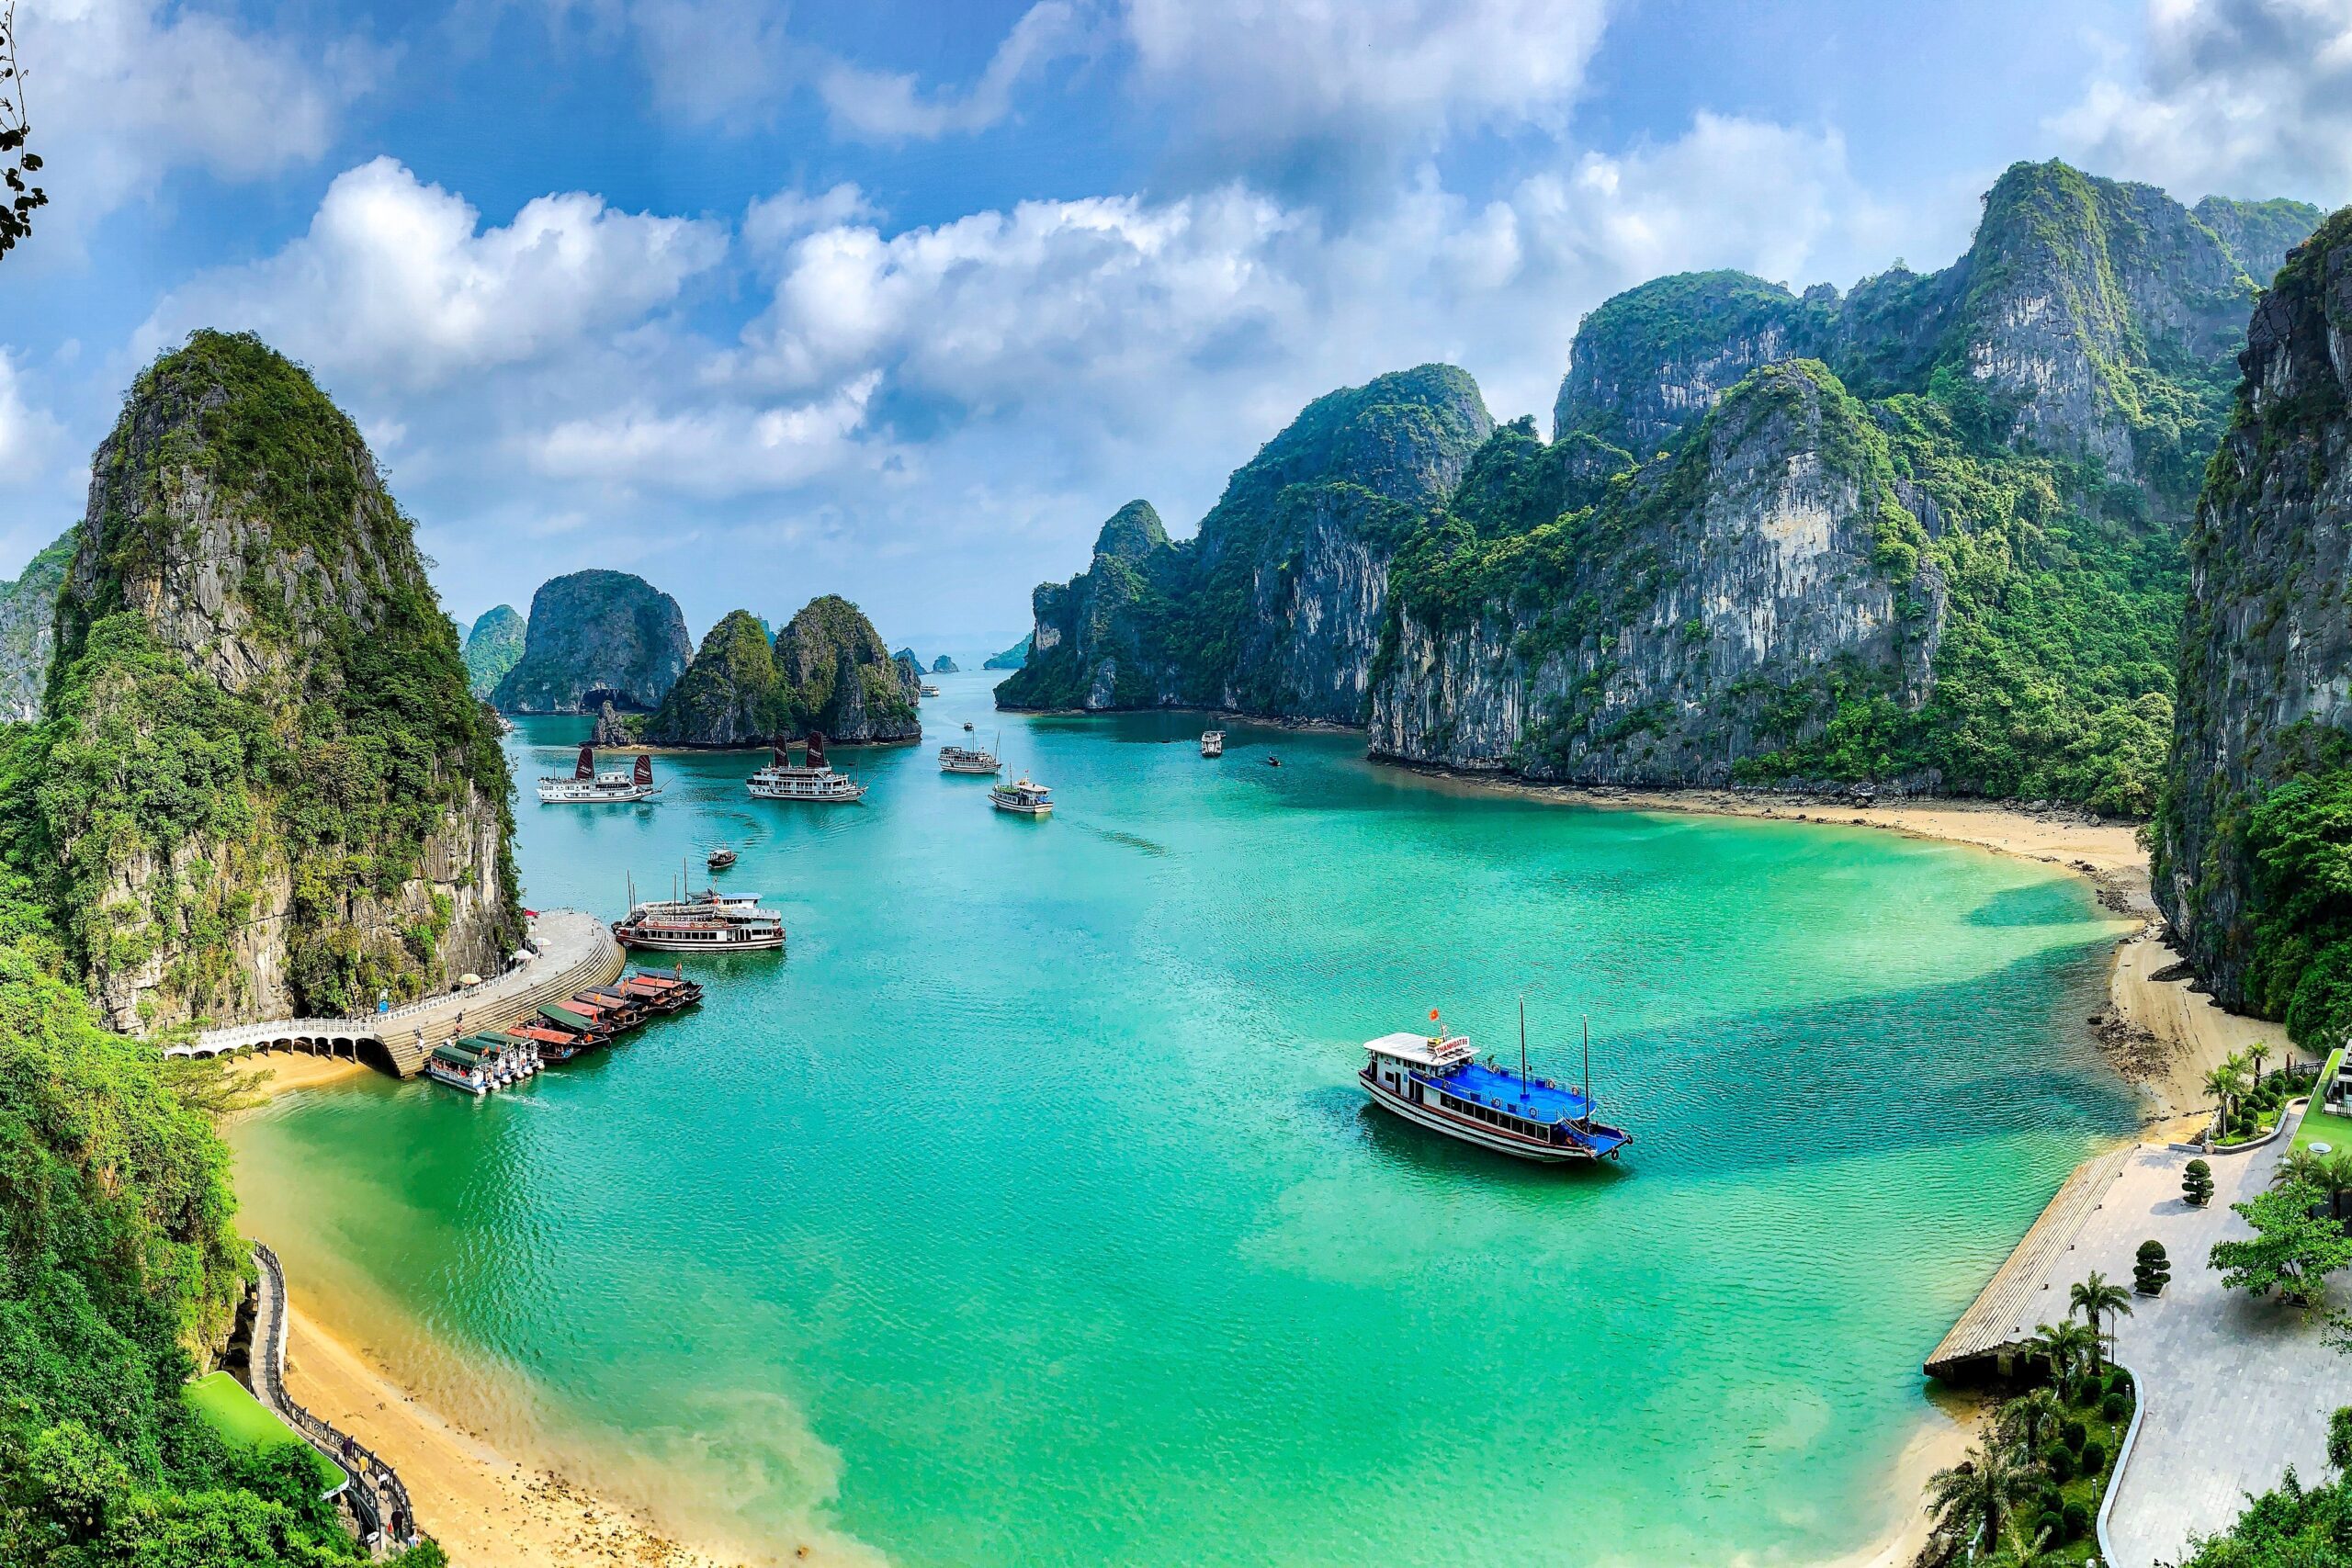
165 910 624 1077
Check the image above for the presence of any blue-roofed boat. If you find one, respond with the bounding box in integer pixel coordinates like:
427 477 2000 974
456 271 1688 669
1359 1013 1631 1164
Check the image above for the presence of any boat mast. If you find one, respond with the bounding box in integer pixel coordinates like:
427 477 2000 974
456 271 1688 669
1519 995 1529 1099
1582 1014 1592 1122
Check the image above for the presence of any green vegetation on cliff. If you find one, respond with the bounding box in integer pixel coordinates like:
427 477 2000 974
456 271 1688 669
16 331 520 1024
0 528 72 721
462 604 525 699
774 594 921 741
645 609 786 746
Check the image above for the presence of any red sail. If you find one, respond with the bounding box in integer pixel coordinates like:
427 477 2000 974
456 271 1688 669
772 739 790 767
807 731 828 768
633 753 653 787
575 744 595 780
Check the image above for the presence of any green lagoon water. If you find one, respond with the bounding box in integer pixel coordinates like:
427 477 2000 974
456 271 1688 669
231 670 2138 1567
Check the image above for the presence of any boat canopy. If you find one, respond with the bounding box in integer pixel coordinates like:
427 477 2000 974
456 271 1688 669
1362 1032 1476 1069
433 1043 482 1066
540 1004 597 1032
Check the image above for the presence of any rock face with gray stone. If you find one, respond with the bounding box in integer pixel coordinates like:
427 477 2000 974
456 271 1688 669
463 603 526 699
40 330 518 1032
0 527 72 719
493 570 690 713
774 595 921 743
2158 207 2352 1016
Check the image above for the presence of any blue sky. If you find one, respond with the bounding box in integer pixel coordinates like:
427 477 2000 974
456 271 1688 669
2 0 2346 654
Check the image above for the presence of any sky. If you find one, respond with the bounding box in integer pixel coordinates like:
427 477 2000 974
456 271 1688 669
3 0 2351 655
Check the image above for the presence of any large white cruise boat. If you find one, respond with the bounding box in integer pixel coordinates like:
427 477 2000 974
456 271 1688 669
538 745 661 804
613 887 786 952
747 736 865 802
939 741 1000 774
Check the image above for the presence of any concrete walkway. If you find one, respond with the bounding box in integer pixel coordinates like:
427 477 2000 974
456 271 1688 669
2025 1118 2346 1567
174 909 622 1076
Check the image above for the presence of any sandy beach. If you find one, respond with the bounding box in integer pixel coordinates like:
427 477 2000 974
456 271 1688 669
240 784 2269 1568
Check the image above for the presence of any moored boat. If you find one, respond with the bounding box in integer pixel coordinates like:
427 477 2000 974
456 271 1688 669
940 743 1000 775
1358 1010 1631 1164
989 776 1053 815
748 735 865 802
538 744 661 804
612 887 786 952
707 846 739 871
621 969 704 1010
1201 729 1225 758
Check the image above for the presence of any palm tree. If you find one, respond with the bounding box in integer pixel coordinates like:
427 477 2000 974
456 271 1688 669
1983 1514 2059 1568
2248 1040 2273 1089
2069 1271 2134 1370
1925 1440 2040 1558
2031 1319 2098 1398
2278 1147 2352 1222
2204 1059 2248 1137
1997 1385 2064 1459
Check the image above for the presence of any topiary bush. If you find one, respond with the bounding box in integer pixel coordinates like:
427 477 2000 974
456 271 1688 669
2064 1418 2088 1453
2048 1446 2076 1483
2083 1438 2107 1473
2103 1391 2128 1421
2135 1237 2171 1294
2185 1158 2215 1205
2063 1500 2090 1539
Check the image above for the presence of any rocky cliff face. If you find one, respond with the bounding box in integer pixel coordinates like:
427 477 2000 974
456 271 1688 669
645 609 786 746
1000 367 1494 718
492 570 690 713
0 528 71 720
983 634 1030 670
775 595 921 743
463 603 526 699
2156 208 2352 1037
1374 365 1942 782
32 330 520 1032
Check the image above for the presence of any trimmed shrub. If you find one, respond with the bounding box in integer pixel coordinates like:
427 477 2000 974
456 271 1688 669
2063 1418 2088 1453
2102 1391 2128 1421
2062 1500 2090 1539
2185 1158 2215 1206
2109 1367 2133 1395
2083 1438 2107 1473
2135 1237 2171 1294
2047 1446 2076 1483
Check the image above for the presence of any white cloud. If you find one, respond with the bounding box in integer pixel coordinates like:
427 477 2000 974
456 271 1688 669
17 0 380 246
138 157 728 390
2053 0 2352 202
0 353 65 490
619 0 798 128
742 183 877 265
527 372 884 496
1123 0 1610 185
818 2 1087 140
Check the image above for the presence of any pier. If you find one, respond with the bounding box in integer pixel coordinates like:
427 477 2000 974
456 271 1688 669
1924 1145 2133 1381
167 909 624 1077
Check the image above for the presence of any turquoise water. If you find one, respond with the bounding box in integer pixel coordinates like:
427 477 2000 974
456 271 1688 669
230 671 2137 1567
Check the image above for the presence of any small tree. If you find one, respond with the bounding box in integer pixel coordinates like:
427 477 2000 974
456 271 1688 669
1998 1386 2064 1458
2209 1180 2352 1306
2205 1062 2248 1139
2330 1406 2352 1473
2134 1238 2172 1295
2184 1157 2215 1206
0 3 44 262
2278 1146 2352 1222
1925 1441 2040 1559
2031 1320 2098 1399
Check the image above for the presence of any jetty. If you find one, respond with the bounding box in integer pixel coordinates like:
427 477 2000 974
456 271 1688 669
1924 1145 2133 1380
167 909 624 1077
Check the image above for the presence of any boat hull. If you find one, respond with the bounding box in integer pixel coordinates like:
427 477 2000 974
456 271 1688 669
537 785 661 804
1360 1070 1606 1164
613 924 786 953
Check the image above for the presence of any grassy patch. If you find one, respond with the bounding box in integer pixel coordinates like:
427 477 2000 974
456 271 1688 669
2294 1050 2352 1153
185 1371 340 1490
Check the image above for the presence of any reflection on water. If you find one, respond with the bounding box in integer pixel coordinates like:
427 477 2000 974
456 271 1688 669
232 670 2135 1568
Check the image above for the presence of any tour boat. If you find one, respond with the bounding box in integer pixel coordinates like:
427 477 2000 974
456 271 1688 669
621 969 704 1011
962 721 975 731
940 742 1000 775
922 682 940 697
1201 730 1225 758
612 888 786 952
1359 1010 1631 1165
748 737 865 803
424 1042 493 1093
506 1021 588 1063
538 745 661 804
989 777 1053 816
707 846 739 871
537 1002 613 1049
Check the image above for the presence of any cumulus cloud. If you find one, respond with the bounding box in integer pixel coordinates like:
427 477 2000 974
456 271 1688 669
17 0 379 246
138 158 728 389
2054 0 2352 202
1123 0 1610 191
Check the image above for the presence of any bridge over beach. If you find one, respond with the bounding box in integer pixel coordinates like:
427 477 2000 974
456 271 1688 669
166 909 625 1077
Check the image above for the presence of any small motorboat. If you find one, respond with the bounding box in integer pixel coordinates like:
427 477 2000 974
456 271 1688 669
707 846 739 871
1265 755 1281 767
963 721 975 731
1201 730 1225 758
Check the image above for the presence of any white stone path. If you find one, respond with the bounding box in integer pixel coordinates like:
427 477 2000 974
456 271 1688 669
2037 1116 2352 1566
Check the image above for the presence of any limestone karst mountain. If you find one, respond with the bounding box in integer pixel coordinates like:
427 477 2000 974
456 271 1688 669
493 570 691 713
24 330 521 1031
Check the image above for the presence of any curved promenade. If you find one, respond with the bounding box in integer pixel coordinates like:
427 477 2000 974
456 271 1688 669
170 909 623 1076
250 1240 418 1549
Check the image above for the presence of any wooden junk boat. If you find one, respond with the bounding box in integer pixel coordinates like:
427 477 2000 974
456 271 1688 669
538 745 661 804
612 886 786 952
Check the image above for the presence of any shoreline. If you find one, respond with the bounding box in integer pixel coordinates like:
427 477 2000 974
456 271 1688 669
239 773 2262 1568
